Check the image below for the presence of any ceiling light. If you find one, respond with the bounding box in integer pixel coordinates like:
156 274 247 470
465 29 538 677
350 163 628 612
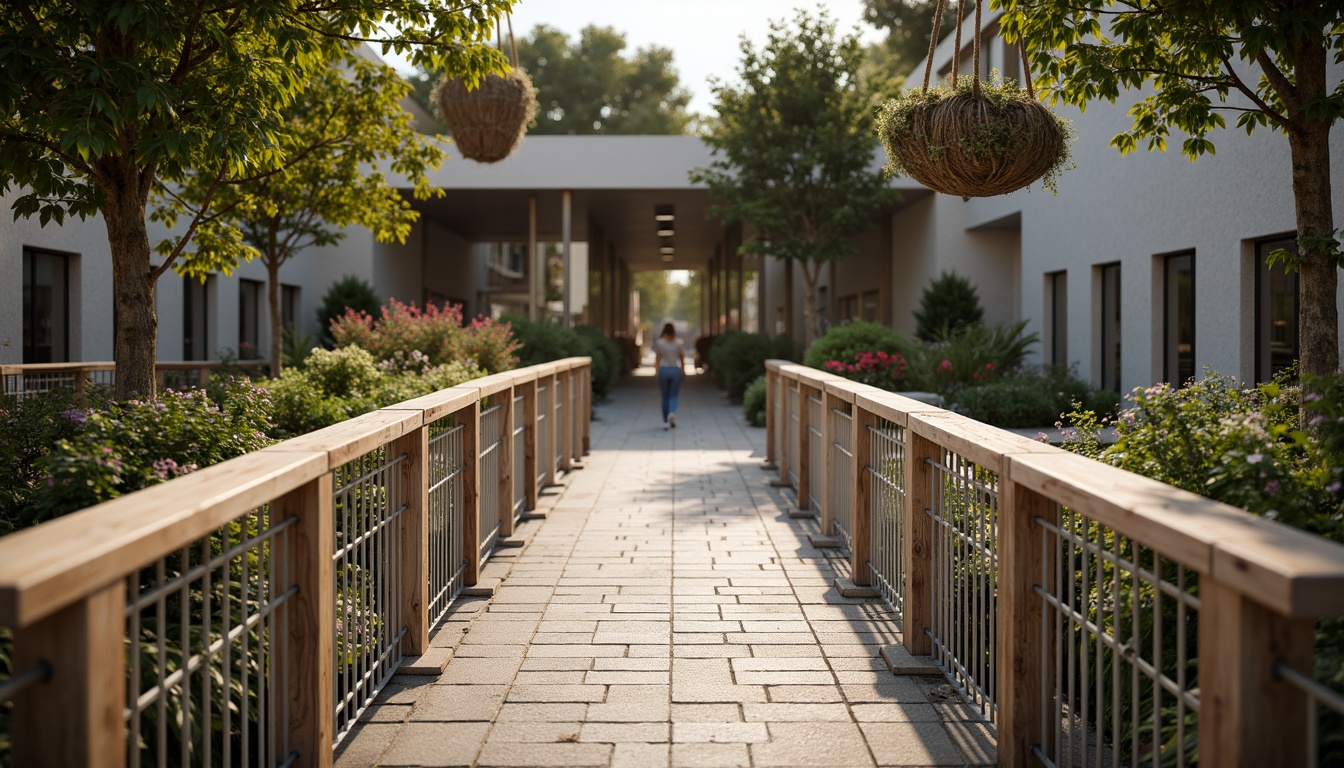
661 253 674 262
655 213 675 221
660 246 674 255
657 227 674 237
655 205 675 221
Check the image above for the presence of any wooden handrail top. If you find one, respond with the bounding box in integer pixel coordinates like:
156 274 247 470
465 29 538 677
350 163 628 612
268 408 422 470
461 372 520 398
380 385 480 423
853 388 945 425
0 450 328 628
786 365 846 389
1007 451 1344 617
509 368 539 385
765 359 789 373
909 410 1056 473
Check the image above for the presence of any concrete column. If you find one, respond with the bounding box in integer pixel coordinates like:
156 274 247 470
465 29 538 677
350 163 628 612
562 189 572 328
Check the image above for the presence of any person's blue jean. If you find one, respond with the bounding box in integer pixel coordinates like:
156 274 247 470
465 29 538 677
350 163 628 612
658 366 681 422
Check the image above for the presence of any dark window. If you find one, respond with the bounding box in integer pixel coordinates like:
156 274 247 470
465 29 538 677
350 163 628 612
22 249 70 363
1047 271 1068 366
239 278 263 359
1256 237 1299 382
281 284 300 335
1164 253 1195 385
183 277 211 361
861 290 879 322
1099 263 1121 392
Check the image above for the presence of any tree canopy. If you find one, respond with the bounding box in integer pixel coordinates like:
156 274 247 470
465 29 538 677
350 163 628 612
0 0 513 397
1000 0 1344 392
166 51 446 375
861 0 961 80
412 23 694 136
692 9 898 347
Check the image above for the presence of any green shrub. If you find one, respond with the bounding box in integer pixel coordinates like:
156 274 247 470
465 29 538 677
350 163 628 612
804 320 911 369
919 320 1039 396
0 386 110 532
742 376 768 427
504 315 621 400
709 332 797 403
316 275 380 344
30 380 274 523
950 365 1116 428
913 271 985 343
574 325 621 399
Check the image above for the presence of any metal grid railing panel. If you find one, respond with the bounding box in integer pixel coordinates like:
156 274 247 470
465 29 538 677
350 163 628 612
332 448 407 744
478 402 503 563
536 383 550 493
786 382 799 490
1032 506 1201 768
807 393 823 513
866 418 905 612
427 418 466 629
553 378 565 477
124 506 297 768
829 403 853 548
926 449 999 727
512 394 526 525
1275 654 1344 768
772 375 784 472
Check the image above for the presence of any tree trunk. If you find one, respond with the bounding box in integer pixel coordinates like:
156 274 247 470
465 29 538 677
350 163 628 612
102 165 158 400
800 261 821 348
1285 34 1340 408
268 255 284 377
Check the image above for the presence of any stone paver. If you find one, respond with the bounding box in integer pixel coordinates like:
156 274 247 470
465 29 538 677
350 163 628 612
335 371 995 767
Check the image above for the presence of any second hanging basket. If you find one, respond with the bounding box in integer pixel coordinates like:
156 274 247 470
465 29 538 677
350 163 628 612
876 0 1072 197
433 14 539 164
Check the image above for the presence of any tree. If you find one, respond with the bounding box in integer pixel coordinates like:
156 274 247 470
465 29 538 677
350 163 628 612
0 1 511 398
168 52 444 375
1000 0 1344 392
692 9 899 347
411 24 694 135
862 0 962 79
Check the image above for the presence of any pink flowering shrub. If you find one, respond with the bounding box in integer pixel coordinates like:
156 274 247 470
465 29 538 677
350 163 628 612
330 299 519 374
822 350 908 390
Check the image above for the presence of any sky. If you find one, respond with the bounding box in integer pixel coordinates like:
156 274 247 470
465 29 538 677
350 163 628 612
388 1 885 115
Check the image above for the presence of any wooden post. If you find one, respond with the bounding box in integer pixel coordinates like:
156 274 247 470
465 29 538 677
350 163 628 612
582 365 591 455
1199 581 1313 767
498 384 516 537
462 400 482 585
764 369 777 468
559 370 573 472
521 379 538 511
12 581 127 768
392 426 429 656
73 366 87 405
997 475 1053 768
796 383 812 511
903 430 938 656
197 364 210 389
850 401 875 587
274 473 335 768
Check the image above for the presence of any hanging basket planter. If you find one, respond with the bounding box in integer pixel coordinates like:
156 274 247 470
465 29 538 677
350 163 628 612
435 68 538 164
875 0 1073 197
877 76 1073 197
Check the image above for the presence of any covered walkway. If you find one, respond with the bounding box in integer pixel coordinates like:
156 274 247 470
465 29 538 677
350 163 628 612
338 369 994 767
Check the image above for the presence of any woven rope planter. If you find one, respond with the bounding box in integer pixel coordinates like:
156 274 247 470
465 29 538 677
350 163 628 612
878 85 1070 197
435 69 538 164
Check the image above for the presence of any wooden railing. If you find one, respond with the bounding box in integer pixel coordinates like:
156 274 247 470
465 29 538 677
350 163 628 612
1 360 271 400
764 360 1344 767
0 357 591 768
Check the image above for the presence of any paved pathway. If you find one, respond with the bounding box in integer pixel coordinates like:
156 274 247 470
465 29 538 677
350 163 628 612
337 369 995 767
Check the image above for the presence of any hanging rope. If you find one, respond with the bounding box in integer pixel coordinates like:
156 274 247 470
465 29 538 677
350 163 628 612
1020 42 1035 98
507 13 519 69
952 0 965 83
921 0 947 91
971 0 983 97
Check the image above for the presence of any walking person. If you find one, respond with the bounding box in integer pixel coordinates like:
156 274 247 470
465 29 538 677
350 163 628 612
652 323 685 429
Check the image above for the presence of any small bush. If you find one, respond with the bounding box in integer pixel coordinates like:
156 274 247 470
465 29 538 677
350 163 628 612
330 299 519 374
742 376 768 427
0 387 110 532
913 271 985 343
504 315 621 400
316 275 380 344
919 320 1039 396
821 350 909 391
804 320 911 370
950 365 1116 428
709 332 798 403
574 326 621 399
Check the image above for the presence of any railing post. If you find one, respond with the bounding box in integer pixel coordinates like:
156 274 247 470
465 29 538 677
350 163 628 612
559 369 573 472
1199 581 1313 767
796 383 811 511
763 368 777 469
521 378 539 511
903 429 937 656
462 400 482 585
498 384 516 538
997 473 1052 768
72 366 87 405
393 424 429 656
275 473 335 768
12 581 126 767
582 364 591 456
849 400 875 587
198 364 211 389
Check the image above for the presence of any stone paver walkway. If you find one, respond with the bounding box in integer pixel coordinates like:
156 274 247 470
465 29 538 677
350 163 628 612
337 369 994 767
